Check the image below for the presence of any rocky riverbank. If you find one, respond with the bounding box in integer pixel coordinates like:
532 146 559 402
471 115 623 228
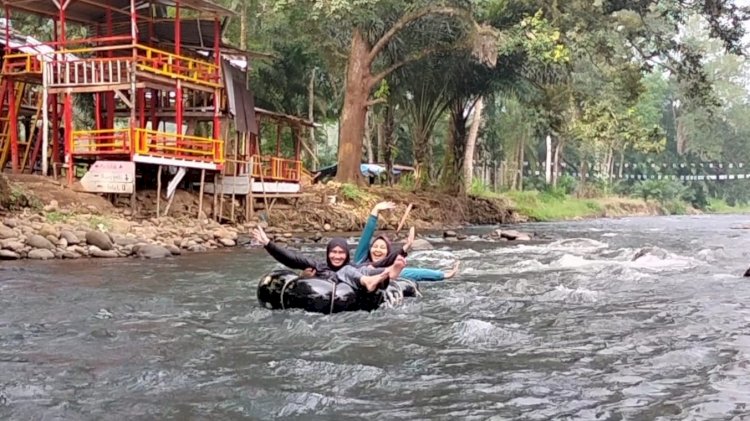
0 175 523 261
0 209 250 261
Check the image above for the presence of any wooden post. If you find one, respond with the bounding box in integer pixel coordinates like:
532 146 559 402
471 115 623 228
131 184 137 215
198 168 206 220
246 154 255 221
214 173 221 222
396 204 413 233
230 136 238 223
156 165 162 217
163 190 175 216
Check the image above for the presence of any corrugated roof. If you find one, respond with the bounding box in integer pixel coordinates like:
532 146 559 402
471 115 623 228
0 19 78 61
1 0 234 23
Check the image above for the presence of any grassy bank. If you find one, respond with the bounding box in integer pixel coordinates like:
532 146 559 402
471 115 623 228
475 190 750 223
706 199 750 214
504 191 605 221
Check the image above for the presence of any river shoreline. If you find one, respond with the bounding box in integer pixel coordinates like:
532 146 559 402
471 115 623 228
2 176 743 262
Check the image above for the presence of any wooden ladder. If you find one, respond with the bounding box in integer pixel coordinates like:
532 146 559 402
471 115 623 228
0 78 25 170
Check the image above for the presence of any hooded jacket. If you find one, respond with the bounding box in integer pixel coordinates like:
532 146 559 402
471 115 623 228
353 232 407 268
264 237 351 279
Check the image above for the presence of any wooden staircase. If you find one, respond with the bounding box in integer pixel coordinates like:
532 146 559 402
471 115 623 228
0 78 25 170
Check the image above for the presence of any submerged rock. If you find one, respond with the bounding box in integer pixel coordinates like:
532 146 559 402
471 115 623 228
410 238 434 251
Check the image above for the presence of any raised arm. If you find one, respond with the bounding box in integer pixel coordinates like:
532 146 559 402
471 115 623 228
252 226 319 271
353 201 396 264
370 227 415 268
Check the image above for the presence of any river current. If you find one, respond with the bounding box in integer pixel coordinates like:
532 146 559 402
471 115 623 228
2 215 750 420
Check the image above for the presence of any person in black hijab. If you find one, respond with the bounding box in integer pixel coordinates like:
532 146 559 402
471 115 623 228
251 226 406 293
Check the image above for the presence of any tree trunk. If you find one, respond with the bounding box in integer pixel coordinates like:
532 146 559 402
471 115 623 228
463 97 484 192
335 29 371 184
441 100 468 192
383 103 395 186
308 67 317 171
412 128 431 189
545 134 552 185
376 117 384 163
618 148 625 179
240 1 248 50
552 139 562 187
364 109 374 163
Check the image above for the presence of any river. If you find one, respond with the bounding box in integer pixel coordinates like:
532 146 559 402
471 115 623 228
2 215 750 420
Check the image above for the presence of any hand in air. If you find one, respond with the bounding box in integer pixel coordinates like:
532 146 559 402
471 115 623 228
371 201 396 215
404 226 416 252
251 226 270 246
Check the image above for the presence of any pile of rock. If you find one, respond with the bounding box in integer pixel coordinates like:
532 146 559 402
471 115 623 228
0 213 247 261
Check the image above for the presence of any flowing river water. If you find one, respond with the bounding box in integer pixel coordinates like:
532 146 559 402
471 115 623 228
2 215 750 420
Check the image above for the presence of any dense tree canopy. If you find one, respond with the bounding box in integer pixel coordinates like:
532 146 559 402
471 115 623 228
7 0 750 199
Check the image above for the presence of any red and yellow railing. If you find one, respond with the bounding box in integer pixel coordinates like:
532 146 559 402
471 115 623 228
251 155 301 182
134 128 224 164
1 52 42 76
135 45 221 88
4 43 221 89
72 128 131 155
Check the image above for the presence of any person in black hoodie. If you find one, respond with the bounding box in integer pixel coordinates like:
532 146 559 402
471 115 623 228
251 226 405 293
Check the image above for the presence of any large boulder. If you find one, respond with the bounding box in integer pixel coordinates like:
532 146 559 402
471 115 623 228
27 234 55 250
86 231 113 250
134 244 172 259
410 238 434 252
0 224 17 239
28 248 55 260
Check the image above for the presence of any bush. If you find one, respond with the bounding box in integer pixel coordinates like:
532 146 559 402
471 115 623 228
397 173 416 191
721 182 750 207
633 179 686 204
341 183 366 203
469 179 500 198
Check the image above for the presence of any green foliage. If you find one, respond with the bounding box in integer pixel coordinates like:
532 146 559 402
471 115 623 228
2 184 42 210
340 183 367 202
506 190 603 222
397 173 416 191
512 10 569 64
45 211 72 223
708 198 750 214
87 215 113 231
468 178 501 198
720 182 750 207
633 179 687 204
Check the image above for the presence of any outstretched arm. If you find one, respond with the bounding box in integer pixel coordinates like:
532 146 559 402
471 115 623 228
252 227 319 271
337 256 407 292
353 201 396 264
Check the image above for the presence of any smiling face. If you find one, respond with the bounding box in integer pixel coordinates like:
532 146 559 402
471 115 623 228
369 238 389 261
328 246 348 268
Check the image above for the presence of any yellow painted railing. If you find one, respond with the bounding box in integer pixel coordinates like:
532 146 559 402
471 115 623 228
134 128 224 164
72 128 131 155
1 53 42 76
6 43 221 89
135 45 221 88
251 155 301 182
